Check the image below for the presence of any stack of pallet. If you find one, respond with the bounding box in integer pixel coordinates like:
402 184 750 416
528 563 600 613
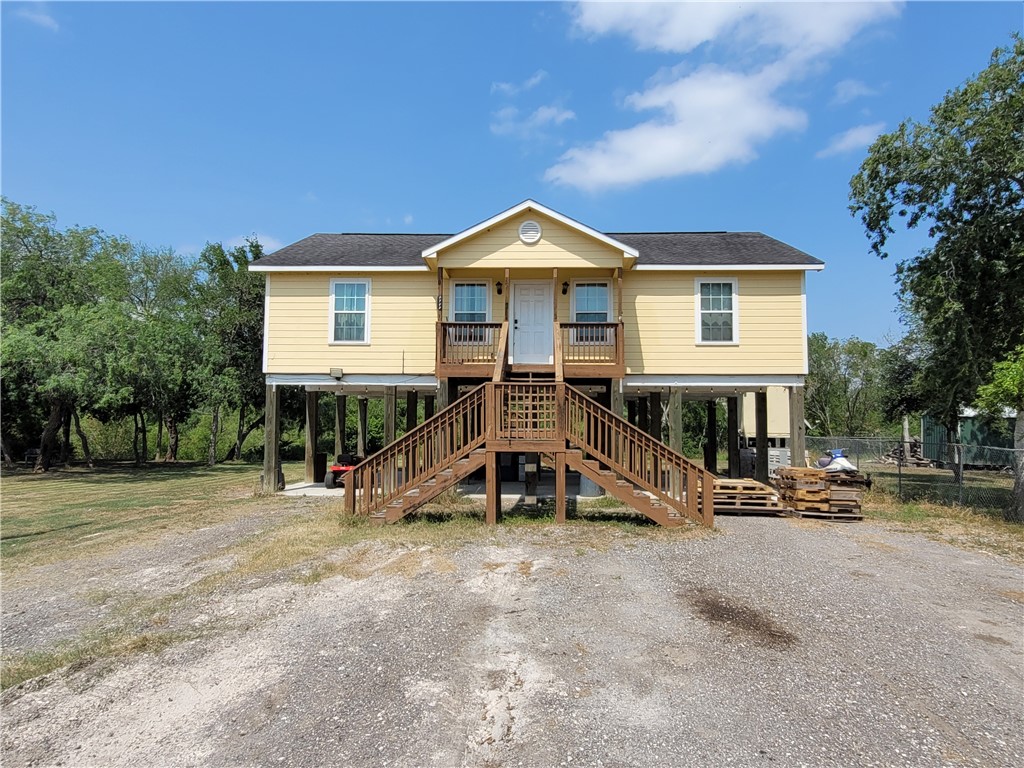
775 467 868 521
711 478 789 516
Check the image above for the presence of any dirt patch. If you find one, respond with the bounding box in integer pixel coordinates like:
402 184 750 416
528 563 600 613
684 586 798 648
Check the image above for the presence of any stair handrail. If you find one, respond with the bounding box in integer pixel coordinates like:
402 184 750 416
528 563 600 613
564 385 714 526
491 321 509 382
345 382 488 516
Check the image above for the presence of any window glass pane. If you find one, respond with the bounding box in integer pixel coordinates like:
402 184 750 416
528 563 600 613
701 313 733 342
453 283 487 321
574 283 609 320
334 282 366 312
334 313 365 342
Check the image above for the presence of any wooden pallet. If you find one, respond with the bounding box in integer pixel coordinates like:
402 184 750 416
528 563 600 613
788 507 864 522
710 478 788 516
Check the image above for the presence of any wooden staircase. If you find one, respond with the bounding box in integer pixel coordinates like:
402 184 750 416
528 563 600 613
343 381 714 528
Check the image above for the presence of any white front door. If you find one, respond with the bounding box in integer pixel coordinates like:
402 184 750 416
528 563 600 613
511 281 553 364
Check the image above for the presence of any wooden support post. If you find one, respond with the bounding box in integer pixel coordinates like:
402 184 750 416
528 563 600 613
405 390 418 432
727 397 740 479
704 399 718 474
610 380 624 419
262 384 281 492
627 399 637 427
649 392 662 441
304 390 318 484
344 465 356 515
384 387 397 445
755 391 769 484
555 451 566 524
437 381 450 410
552 268 559 322
424 394 435 420
485 450 501 525
334 394 347 458
638 396 650 434
524 452 539 506
356 397 368 458
789 386 806 468
668 389 683 453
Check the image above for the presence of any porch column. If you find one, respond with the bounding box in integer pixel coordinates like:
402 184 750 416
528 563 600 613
668 389 683 453
789 386 807 468
727 397 740 479
627 399 638 427
424 394 435 420
356 397 368 457
405 390 418 432
304 390 319 484
648 392 662 441
485 450 502 525
334 394 347 458
638 397 649 434
384 387 397 445
262 384 282 492
704 400 718 474
754 391 769 484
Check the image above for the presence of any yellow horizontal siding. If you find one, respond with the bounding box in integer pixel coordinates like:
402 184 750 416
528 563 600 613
622 272 806 375
265 269 808 378
438 212 625 270
266 272 438 375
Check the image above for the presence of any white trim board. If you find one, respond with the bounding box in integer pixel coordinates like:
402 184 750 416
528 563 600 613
250 265 428 272
634 263 824 271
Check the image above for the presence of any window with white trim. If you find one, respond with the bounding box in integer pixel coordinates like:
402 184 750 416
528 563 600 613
573 281 610 343
696 279 737 344
451 281 489 343
331 279 369 343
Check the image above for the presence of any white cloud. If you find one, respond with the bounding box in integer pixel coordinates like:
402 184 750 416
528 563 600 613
491 104 576 140
225 233 284 254
550 1 901 191
403 214 414 226
16 3 59 32
832 78 878 105
546 66 805 190
491 70 548 96
816 122 886 158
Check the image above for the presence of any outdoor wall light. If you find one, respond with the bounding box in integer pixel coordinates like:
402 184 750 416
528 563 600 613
495 281 503 295
561 281 569 295
330 368 344 380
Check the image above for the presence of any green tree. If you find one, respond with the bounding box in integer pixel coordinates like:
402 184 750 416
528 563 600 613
195 239 266 464
849 36 1024 432
806 333 887 436
975 346 1024 521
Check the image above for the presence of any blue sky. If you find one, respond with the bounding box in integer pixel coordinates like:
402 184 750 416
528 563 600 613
3 1 1021 344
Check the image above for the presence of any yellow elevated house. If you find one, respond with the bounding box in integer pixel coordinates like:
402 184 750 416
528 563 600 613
250 200 823 526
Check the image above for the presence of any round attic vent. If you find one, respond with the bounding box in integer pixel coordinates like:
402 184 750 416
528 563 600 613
518 220 542 244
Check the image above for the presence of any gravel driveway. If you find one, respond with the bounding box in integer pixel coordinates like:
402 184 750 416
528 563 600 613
2 515 1022 767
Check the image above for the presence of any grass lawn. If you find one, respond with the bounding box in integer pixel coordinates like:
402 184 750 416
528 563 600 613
0 461 306 571
864 461 1014 513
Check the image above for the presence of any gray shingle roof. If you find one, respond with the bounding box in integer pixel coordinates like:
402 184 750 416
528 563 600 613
250 231 822 269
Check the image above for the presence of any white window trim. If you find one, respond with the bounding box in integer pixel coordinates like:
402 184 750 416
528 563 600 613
448 279 492 322
569 278 612 324
694 277 739 346
328 277 371 346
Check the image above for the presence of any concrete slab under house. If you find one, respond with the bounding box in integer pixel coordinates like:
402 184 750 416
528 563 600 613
250 200 824 527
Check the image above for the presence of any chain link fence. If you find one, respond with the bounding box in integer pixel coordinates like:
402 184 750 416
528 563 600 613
805 436 1020 513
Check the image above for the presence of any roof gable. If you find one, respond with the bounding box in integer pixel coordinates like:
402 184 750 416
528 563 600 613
421 200 637 269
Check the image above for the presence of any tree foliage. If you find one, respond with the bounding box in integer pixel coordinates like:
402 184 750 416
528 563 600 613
806 333 888 436
1 199 266 469
975 345 1024 521
849 36 1024 429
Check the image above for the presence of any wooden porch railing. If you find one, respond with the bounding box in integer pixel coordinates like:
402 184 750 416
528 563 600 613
344 382 487 515
490 382 561 442
560 322 621 365
564 385 714 526
437 322 503 366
